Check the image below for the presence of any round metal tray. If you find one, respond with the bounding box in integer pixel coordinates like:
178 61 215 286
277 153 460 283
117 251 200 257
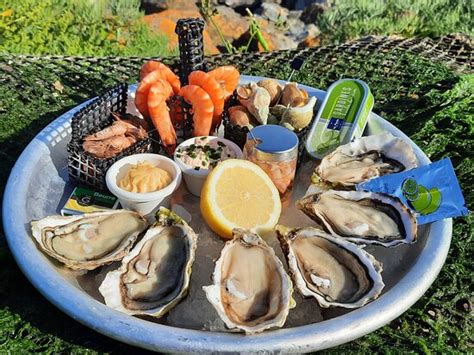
2 76 452 353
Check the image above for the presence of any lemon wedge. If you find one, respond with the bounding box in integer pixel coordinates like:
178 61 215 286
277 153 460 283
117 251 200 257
200 159 282 239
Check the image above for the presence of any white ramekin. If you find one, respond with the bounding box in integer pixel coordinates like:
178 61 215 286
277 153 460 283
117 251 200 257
173 136 243 196
106 153 182 216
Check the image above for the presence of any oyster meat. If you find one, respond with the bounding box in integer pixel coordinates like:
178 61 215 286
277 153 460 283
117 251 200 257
297 190 417 247
204 229 294 334
315 133 418 187
99 208 198 317
276 225 384 308
31 210 147 270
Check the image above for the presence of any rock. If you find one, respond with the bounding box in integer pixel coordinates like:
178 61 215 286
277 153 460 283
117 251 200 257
140 0 198 14
256 2 289 22
142 10 219 54
300 3 326 24
218 0 260 9
282 0 330 10
206 5 249 47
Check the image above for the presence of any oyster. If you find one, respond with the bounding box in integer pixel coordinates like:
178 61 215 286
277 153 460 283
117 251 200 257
276 225 384 308
31 210 147 270
204 229 294 334
99 207 198 317
237 83 271 125
297 190 417 247
315 133 418 188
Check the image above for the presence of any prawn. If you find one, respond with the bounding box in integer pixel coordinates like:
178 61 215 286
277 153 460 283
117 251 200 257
135 68 181 118
139 60 177 83
179 85 214 137
207 66 240 100
148 79 176 154
188 71 225 130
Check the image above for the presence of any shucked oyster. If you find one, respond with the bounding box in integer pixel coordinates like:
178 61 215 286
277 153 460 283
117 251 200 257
99 207 198 317
276 225 384 309
31 210 147 270
297 190 417 247
204 229 294 334
315 133 418 188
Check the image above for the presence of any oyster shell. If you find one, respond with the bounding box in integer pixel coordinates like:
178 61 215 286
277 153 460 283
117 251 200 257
237 83 271 124
315 133 418 188
203 229 294 334
276 225 384 308
31 210 147 270
99 207 198 317
297 190 417 247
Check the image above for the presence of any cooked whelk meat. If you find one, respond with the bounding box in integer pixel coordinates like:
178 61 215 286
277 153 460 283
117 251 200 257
297 190 417 247
276 225 384 308
99 208 198 317
204 229 294 334
31 210 147 270
315 133 418 187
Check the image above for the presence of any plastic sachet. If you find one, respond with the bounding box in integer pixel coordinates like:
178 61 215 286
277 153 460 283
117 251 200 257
356 158 469 224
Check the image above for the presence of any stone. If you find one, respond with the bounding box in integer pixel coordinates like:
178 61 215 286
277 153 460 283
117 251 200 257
256 2 289 22
140 0 198 14
300 3 326 24
142 10 219 54
206 5 249 47
218 0 260 9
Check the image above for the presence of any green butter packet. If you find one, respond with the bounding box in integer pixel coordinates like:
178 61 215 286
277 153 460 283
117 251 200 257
356 158 469 224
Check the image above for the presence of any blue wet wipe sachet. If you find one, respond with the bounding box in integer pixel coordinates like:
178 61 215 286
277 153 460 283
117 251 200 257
356 158 469 225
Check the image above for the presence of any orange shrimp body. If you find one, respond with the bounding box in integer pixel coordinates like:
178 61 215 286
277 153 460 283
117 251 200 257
180 85 214 137
188 71 225 129
147 79 176 154
207 66 240 100
140 60 181 90
135 69 181 118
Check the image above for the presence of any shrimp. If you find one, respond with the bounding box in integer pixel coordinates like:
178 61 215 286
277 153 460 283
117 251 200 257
139 60 178 84
207 66 240 100
148 79 176 154
83 121 127 141
179 85 214 137
188 71 225 130
135 68 181 118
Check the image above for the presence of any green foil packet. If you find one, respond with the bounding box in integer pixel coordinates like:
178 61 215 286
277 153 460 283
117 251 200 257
356 158 469 224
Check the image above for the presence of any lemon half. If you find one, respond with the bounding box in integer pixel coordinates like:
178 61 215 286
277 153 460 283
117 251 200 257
200 159 282 239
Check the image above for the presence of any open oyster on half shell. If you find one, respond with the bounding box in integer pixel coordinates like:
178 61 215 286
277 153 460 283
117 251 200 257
204 229 294 334
314 133 418 188
297 190 417 247
31 210 148 270
99 207 198 317
276 225 384 309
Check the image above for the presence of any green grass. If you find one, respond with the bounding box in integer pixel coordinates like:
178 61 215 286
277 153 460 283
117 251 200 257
0 0 170 56
319 0 474 44
0 47 472 352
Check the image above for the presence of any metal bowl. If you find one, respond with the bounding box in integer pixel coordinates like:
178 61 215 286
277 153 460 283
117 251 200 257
2 76 452 352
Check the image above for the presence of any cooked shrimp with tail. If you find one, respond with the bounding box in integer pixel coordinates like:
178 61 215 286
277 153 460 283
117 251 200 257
208 66 240 100
180 85 214 137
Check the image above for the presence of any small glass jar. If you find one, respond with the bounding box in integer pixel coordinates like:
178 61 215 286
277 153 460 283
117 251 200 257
243 125 299 199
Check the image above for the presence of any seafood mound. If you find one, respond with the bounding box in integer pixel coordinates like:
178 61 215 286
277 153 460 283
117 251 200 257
297 190 418 247
83 113 149 159
231 79 316 132
276 225 384 309
314 133 418 188
31 210 147 270
203 229 294 334
99 208 198 317
135 61 240 154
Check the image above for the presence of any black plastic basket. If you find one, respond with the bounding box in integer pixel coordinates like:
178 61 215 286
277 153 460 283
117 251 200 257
67 83 152 190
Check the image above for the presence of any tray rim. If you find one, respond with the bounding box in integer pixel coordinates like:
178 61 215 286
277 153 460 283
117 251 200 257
2 75 452 353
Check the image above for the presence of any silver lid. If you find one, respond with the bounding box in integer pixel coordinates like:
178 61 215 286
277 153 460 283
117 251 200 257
247 125 299 161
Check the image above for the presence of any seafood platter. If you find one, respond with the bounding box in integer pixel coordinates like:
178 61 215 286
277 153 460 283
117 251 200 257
3 19 453 352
